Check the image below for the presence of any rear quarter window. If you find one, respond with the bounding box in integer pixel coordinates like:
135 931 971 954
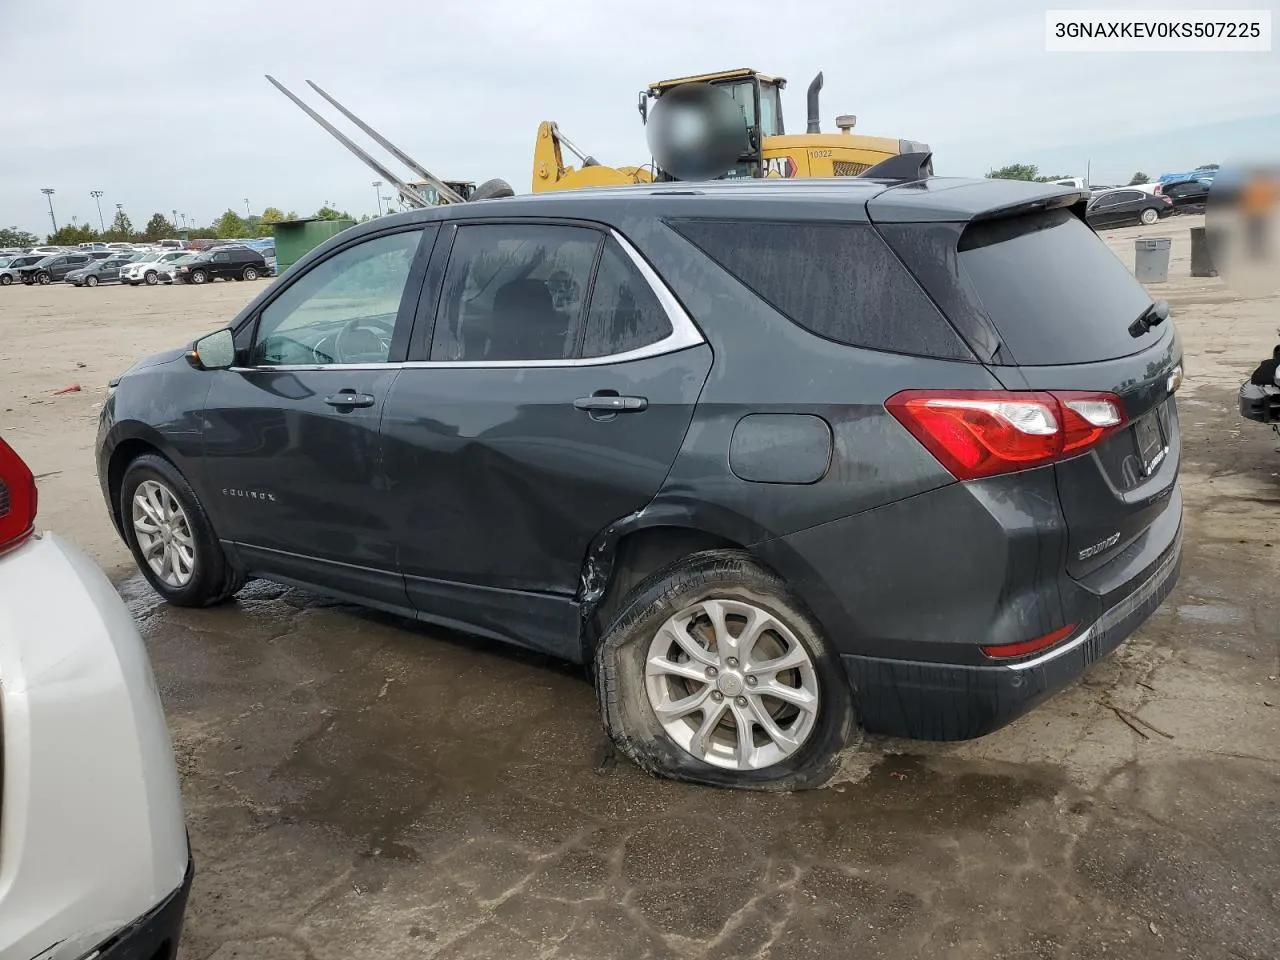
665 218 973 360
956 208 1157 365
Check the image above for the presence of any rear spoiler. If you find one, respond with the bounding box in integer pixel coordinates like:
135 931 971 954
858 151 933 183
970 191 1091 227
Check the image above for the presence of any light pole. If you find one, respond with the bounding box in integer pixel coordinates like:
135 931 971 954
172 209 178 231
90 190 105 232
41 188 57 232
372 180 383 216
244 198 251 217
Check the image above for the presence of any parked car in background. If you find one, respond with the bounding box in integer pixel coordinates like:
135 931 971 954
67 254 141 287
121 250 192 286
99 176 1183 789
19 253 92 285
1239 339 1280 438
1086 188 1175 228
158 253 200 282
105 242 138 253
29 246 64 256
0 254 47 285
173 246 268 284
1162 179 1211 212
0 435 194 960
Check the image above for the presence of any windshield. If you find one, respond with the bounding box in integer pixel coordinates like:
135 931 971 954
716 80 756 129
957 208 1158 365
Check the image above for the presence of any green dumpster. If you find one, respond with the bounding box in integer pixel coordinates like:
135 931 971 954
271 218 356 274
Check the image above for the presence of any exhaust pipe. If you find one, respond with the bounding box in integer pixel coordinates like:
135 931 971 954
806 71 824 134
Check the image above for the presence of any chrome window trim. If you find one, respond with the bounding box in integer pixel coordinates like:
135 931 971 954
229 228 704 373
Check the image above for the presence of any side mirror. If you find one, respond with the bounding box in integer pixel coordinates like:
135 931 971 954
187 328 236 370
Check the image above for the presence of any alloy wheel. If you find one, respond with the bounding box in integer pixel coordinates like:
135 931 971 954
645 598 820 771
132 479 197 588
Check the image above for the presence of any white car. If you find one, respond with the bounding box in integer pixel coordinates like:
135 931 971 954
0 436 193 960
121 250 190 286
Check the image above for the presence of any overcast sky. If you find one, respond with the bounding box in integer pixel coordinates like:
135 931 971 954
2 0 1276 236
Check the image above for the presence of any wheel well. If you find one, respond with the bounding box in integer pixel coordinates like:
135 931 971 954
587 525 742 648
107 438 163 529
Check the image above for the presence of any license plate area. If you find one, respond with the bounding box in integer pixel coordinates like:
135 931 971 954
1133 409 1167 477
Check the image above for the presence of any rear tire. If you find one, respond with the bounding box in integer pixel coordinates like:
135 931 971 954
594 549 854 791
242 266 258 281
119 454 245 607
1140 207 1159 225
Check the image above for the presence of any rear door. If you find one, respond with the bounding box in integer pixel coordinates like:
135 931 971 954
380 220 712 659
935 207 1181 578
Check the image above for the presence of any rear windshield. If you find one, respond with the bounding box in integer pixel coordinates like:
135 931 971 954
957 208 1158 365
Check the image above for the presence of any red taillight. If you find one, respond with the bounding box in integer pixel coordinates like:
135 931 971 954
981 623 1078 660
0 436 38 555
885 389 1127 480
1161 196 1173 204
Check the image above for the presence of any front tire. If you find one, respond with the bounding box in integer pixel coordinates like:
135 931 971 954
190 269 207 285
145 270 159 285
86 275 99 287
594 549 854 791
1140 207 1159 225
119 454 245 607
0 274 10 285
37 272 51 285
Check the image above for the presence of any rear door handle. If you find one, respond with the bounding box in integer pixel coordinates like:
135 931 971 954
574 395 648 413
324 392 376 408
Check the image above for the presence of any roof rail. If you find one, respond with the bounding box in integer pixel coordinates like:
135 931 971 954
857 151 934 183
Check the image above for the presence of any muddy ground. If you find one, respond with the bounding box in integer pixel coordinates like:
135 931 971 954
2 216 1279 960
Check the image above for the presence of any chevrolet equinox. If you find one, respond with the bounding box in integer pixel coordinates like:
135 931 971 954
97 176 1183 790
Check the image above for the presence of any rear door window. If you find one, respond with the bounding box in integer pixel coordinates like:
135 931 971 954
666 218 972 360
430 223 601 362
580 238 672 357
957 208 1157 365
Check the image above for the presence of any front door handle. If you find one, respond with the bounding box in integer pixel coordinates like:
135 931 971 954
573 395 648 413
324 392 376 408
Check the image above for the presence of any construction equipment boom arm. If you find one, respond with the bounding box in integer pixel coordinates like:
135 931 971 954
265 75 436 208
303 80 467 205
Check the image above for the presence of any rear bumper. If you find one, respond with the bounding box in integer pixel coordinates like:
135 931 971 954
1240 381 1280 423
93 855 193 960
843 518 1182 740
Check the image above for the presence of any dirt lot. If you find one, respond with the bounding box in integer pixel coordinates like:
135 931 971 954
2 217 1279 960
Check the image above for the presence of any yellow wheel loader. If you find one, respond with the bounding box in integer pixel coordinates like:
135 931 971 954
533 68 929 192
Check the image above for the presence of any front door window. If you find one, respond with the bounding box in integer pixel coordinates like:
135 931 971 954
251 229 424 366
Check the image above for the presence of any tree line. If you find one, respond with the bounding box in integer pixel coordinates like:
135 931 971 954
0 203 367 249
985 162 1220 186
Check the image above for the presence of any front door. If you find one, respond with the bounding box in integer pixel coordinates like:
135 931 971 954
381 222 712 658
201 225 434 612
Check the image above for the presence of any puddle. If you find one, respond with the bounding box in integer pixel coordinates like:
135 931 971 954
1177 602 1247 625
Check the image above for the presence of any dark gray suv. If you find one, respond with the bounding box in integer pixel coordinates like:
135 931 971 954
96 175 1183 790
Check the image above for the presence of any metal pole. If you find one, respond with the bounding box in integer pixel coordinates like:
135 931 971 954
244 198 251 217
90 191 105 232
42 188 57 232
373 180 383 216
